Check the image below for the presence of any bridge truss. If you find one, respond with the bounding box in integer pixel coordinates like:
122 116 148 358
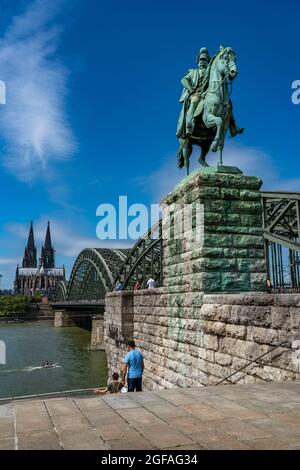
53 224 163 302
54 192 300 302
116 222 163 290
262 192 300 290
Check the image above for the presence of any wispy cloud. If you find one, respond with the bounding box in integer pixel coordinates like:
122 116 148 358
0 257 19 266
0 0 76 182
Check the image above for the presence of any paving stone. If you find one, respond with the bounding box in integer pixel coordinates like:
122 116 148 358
81 409 127 428
166 415 211 434
96 423 141 441
154 390 196 406
212 388 256 401
59 430 108 450
247 418 300 445
224 408 267 421
180 388 219 399
0 419 15 439
2 382 300 450
216 417 274 440
199 396 251 411
274 391 300 403
74 397 112 411
266 412 300 426
118 408 166 427
0 404 14 419
129 392 166 404
103 395 141 410
142 402 188 419
162 444 206 450
50 413 91 433
181 403 226 421
18 430 61 450
0 438 15 450
242 437 296 450
45 399 79 416
189 430 253 450
234 398 289 414
106 437 155 450
15 412 52 433
136 424 195 448
15 400 47 414
254 393 287 404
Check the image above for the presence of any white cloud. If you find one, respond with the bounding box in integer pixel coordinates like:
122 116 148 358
0 257 19 266
0 0 76 182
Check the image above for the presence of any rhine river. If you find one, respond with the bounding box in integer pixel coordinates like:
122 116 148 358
0 321 108 399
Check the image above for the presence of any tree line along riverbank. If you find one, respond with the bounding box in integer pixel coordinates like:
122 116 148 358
0 295 54 322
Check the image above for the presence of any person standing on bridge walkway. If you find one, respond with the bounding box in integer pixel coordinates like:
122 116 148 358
121 340 144 392
147 277 156 289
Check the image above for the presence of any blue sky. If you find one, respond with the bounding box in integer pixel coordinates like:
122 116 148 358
0 0 300 288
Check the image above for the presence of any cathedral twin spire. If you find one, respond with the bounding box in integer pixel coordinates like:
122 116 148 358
22 221 37 268
22 222 55 269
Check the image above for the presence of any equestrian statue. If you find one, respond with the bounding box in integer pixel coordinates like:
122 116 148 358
177 46 244 175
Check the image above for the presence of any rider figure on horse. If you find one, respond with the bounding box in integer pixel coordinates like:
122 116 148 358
177 47 244 141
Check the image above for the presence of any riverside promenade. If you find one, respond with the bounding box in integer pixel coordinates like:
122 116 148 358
1 382 300 450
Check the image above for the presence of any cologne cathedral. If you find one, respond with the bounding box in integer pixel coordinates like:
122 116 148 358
14 222 65 297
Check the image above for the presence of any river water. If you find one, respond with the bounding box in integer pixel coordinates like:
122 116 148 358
0 321 108 399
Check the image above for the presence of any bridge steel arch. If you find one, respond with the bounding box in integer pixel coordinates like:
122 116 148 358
54 248 129 302
116 222 163 290
55 281 68 302
53 224 163 301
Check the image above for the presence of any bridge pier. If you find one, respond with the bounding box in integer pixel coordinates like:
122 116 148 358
91 315 105 350
52 303 105 351
53 309 96 328
54 309 68 327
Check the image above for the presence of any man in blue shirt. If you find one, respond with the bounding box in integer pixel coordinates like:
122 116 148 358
121 340 144 392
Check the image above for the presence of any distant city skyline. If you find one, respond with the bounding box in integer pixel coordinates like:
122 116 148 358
1 0 300 288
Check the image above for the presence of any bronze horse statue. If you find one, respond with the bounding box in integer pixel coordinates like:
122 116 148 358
177 47 244 175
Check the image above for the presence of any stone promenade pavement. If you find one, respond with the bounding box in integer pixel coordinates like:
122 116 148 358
1 382 300 450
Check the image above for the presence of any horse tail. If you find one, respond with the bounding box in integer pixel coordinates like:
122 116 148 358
177 145 185 169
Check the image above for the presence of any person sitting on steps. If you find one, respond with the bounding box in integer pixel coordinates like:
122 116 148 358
94 372 123 394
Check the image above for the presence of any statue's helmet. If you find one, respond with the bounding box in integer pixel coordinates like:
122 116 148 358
196 47 210 63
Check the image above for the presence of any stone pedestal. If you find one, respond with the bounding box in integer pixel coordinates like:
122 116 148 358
162 168 266 294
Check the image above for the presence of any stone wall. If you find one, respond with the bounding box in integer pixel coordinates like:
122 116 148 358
104 169 300 389
105 290 300 390
90 315 105 351
104 292 134 378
